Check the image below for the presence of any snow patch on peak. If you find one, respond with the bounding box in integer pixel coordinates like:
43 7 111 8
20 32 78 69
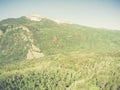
52 19 73 24
26 14 45 21
26 14 73 24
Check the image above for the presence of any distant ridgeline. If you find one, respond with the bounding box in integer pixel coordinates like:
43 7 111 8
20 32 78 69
0 15 120 61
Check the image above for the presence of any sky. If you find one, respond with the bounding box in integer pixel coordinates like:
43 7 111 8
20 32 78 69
0 0 120 30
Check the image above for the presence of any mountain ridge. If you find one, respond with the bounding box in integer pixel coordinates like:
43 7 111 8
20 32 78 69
0 15 120 62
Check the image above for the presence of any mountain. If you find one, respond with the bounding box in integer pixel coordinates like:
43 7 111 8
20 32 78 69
0 15 120 62
0 15 120 90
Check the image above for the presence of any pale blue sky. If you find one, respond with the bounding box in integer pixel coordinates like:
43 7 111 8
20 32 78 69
0 0 120 30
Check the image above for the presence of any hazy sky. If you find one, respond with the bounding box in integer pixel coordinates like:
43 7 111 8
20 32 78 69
0 0 120 30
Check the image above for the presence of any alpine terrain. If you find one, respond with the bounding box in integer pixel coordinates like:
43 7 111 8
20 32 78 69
0 15 120 90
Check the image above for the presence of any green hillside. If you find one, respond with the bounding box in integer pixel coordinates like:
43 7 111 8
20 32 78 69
0 16 120 90
0 17 120 61
0 52 120 90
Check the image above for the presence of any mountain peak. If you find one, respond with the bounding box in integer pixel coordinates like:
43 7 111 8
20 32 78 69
26 14 45 21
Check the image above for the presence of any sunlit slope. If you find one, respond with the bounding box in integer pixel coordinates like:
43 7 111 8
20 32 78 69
0 16 120 90
0 52 120 90
0 16 120 61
